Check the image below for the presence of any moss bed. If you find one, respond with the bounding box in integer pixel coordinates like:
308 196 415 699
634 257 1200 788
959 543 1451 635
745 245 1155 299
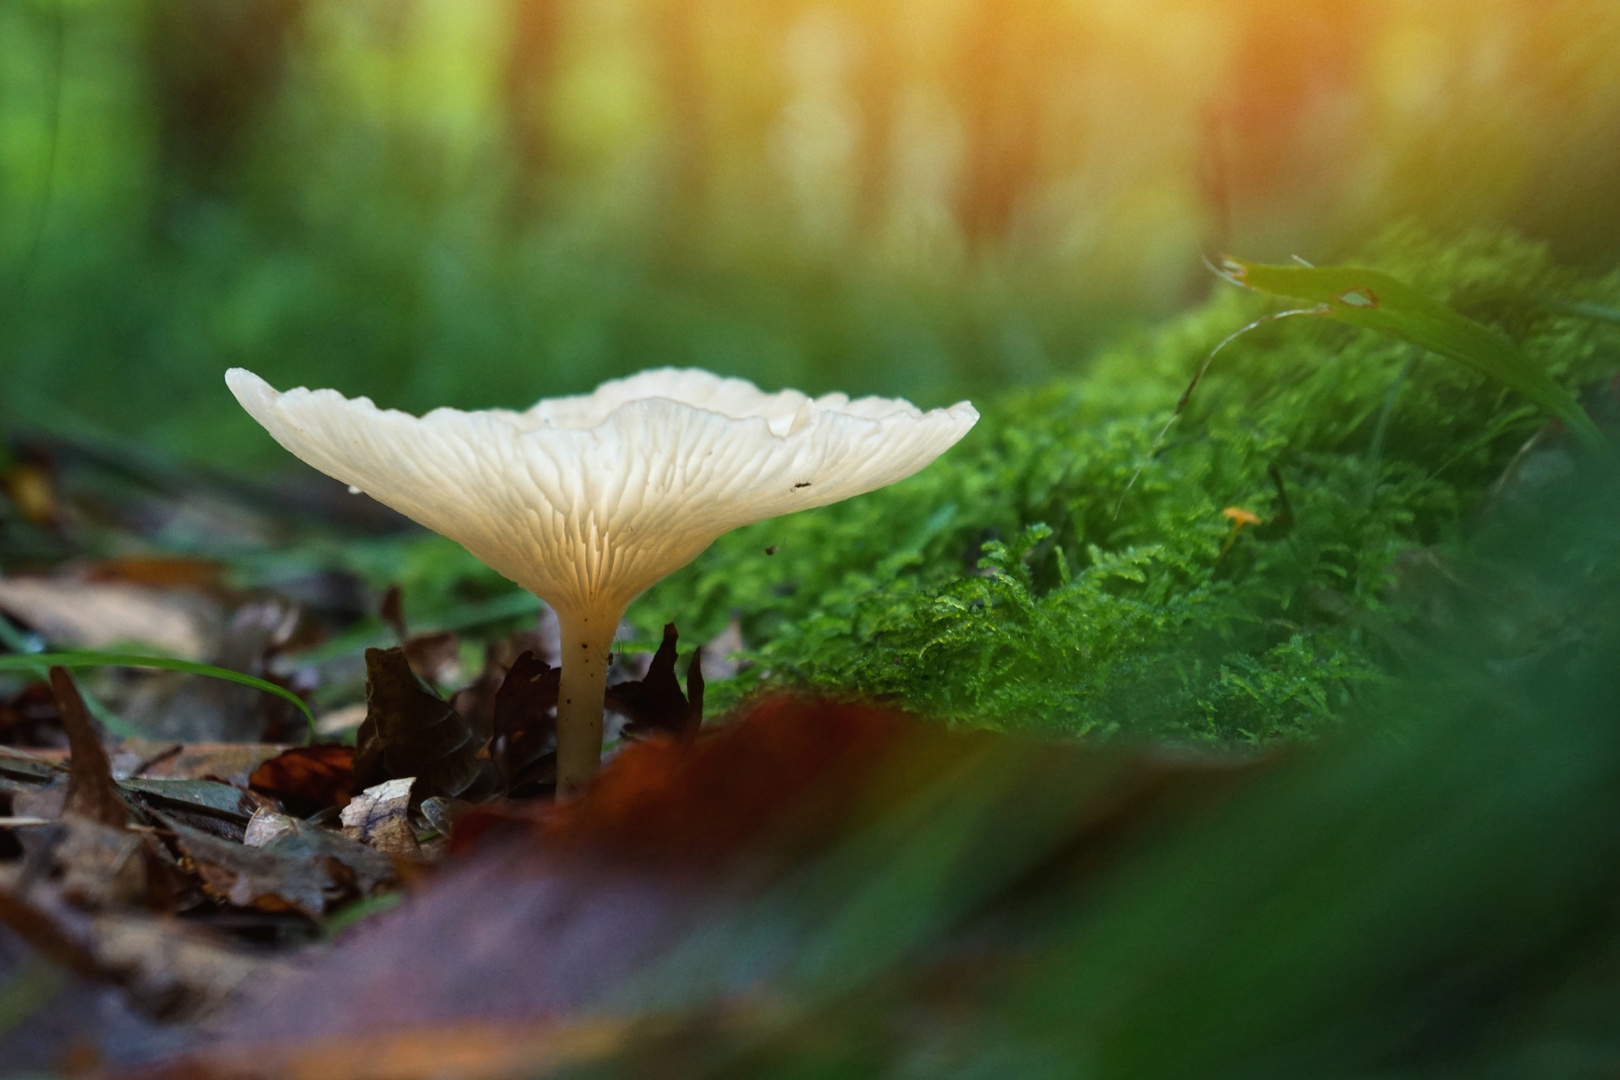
352 226 1620 745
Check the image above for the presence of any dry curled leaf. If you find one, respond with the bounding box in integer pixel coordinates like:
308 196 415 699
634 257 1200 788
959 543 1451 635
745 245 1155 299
340 778 420 859
243 807 299 848
353 647 490 801
605 624 703 743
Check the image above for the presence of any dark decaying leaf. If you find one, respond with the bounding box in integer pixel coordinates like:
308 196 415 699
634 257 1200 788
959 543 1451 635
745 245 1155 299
451 629 551 742
120 778 263 842
249 744 356 817
353 647 490 800
168 817 397 920
605 624 703 742
49 666 128 827
0 745 60 796
491 649 559 790
121 779 261 822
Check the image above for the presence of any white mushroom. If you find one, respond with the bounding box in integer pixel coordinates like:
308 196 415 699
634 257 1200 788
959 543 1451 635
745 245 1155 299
227 367 978 798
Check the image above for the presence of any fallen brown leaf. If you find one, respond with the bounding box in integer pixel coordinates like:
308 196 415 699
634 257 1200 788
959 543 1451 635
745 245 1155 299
249 745 355 817
451 629 554 745
353 647 491 801
168 818 397 920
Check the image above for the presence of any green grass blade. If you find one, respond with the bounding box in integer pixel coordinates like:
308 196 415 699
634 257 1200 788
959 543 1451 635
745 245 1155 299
0 651 313 739
0 613 145 739
1220 259 1606 452
1537 296 1620 328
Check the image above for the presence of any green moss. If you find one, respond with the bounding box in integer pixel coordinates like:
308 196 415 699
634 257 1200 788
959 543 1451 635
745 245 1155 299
624 227 1620 742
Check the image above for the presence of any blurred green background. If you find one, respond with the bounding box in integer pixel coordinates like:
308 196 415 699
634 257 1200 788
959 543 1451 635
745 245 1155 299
4 0 1620 465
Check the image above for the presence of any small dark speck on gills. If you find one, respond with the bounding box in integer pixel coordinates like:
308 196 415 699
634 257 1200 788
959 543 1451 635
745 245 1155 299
794 481 812 489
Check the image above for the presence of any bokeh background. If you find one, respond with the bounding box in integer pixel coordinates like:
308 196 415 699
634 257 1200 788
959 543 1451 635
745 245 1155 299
3 0 1620 464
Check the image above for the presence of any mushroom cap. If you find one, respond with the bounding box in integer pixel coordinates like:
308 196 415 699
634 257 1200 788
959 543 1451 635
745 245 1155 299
1221 506 1263 527
227 368 978 617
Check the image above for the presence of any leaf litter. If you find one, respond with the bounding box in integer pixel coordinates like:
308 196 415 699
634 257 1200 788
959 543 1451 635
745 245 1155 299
1 566 740 1073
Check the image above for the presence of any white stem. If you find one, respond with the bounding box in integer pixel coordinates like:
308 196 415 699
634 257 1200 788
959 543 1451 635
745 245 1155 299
553 605 623 800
